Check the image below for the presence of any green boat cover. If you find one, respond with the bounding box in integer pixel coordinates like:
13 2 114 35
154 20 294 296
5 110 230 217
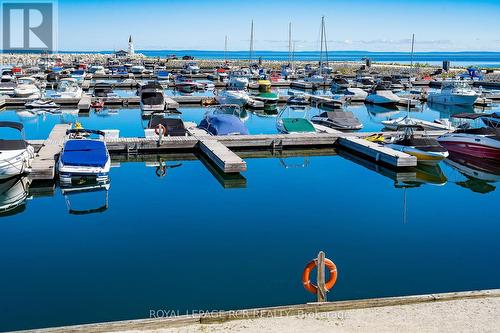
282 118 315 133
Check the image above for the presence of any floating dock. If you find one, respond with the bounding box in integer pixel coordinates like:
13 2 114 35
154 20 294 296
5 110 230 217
30 124 71 180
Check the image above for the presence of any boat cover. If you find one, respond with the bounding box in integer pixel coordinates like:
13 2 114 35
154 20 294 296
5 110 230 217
61 140 108 167
282 118 315 132
320 111 362 127
198 114 249 135
149 117 187 136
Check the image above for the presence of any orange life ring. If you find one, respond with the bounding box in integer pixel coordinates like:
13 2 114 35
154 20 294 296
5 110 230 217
302 258 337 294
155 124 167 136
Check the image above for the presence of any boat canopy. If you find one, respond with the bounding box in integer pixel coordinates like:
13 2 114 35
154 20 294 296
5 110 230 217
282 118 315 133
0 121 24 131
61 140 108 167
451 112 490 120
199 114 249 135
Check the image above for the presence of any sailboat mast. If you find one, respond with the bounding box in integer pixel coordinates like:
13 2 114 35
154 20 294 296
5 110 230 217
319 16 324 76
323 17 329 67
288 22 292 64
249 20 254 64
410 33 415 68
224 35 228 62
292 41 296 71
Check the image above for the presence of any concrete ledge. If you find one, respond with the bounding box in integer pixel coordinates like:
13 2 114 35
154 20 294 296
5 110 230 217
27 289 500 332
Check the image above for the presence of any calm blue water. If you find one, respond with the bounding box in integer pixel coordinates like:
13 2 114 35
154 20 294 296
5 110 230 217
6 50 497 67
0 101 500 331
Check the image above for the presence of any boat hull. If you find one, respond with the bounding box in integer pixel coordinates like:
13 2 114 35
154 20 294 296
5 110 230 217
388 144 448 165
427 93 478 106
0 147 34 179
438 139 500 159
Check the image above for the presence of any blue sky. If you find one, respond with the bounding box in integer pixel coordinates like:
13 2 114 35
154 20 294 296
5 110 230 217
56 0 500 52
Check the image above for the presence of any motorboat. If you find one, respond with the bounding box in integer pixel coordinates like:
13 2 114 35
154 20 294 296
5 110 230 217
330 77 350 92
207 68 228 82
198 107 249 136
130 65 146 74
181 62 200 74
256 79 272 93
0 176 31 216
344 87 368 102
304 74 326 84
14 77 42 98
52 78 83 99
311 111 363 131
215 90 250 107
387 125 449 165
0 75 17 96
157 70 171 81
71 69 86 80
365 83 401 106
227 70 251 90
0 122 35 179
355 75 376 89
88 65 106 75
253 92 279 106
25 99 58 109
437 113 500 160
174 76 200 94
140 81 165 113
276 107 316 134
287 94 309 106
382 116 455 131
427 81 479 106
481 112 500 128
58 129 111 185
144 112 188 138
93 82 115 98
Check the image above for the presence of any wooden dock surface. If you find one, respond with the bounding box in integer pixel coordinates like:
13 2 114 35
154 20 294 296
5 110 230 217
198 139 246 173
30 124 71 180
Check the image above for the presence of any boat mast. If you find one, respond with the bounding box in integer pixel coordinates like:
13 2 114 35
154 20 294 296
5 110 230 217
410 33 415 68
323 17 329 68
288 22 292 64
224 35 228 62
292 41 296 71
319 16 324 76
249 20 254 65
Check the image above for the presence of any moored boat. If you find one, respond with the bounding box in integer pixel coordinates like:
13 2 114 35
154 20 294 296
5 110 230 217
0 122 35 179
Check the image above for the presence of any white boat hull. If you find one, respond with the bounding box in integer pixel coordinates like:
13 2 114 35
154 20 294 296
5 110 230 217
427 93 478 106
0 147 34 179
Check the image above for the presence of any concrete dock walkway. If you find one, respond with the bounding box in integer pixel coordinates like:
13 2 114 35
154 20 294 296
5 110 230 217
29 289 500 333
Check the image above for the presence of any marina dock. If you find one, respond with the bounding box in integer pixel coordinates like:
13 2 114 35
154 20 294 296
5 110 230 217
30 124 71 180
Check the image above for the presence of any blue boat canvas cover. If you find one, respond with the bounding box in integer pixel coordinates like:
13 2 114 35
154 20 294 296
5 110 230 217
61 140 108 167
199 114 249 135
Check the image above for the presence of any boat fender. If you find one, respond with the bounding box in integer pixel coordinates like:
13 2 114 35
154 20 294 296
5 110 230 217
155 124 167 136
302 258 337 294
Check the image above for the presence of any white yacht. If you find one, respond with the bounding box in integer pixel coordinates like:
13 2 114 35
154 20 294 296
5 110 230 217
427 81 479 106
14 77 42 98
365 83 401 106
227 70 251 90
52 78 83 99
130 65 146 74
0 122 34 179
182 62 200 74
215 90 250 107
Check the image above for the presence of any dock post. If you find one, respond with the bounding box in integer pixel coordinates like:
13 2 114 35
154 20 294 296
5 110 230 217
317 251 327 302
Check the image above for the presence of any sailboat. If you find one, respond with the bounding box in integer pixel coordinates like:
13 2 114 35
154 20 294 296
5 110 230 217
305 16 330 83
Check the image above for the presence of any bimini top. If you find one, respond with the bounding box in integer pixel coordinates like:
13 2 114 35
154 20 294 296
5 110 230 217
198 114 249 136
0 121 24 131
61 140 108 167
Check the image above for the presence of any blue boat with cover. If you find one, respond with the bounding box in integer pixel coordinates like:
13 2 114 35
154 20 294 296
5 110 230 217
58 129 111 184
198 107 249 136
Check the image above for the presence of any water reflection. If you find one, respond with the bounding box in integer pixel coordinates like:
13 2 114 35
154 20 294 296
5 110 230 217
61 180 110 215
444 152 500 194
0 176 31 216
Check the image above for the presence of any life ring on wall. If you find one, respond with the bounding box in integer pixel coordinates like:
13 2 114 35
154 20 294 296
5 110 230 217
301 258 338 294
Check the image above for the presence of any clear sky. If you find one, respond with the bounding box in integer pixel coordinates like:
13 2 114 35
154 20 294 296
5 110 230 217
56 0 500 52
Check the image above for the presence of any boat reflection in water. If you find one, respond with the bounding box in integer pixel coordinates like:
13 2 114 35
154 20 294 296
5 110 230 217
0 176 31 216
444 152 500 194
61 179 110 215
425 102 474 119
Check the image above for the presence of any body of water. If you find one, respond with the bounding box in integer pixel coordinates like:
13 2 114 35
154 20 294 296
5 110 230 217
0 96 499 331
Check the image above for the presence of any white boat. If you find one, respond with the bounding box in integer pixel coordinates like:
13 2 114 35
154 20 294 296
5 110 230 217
382 116 455 131
25 99 58 109
0 75 16 95
52 78 83 99
304 74 326 83
58 129 111 185
0 122 35 179
365 83 401 106
311 111 363 131
344 87 368 101
215 90 250 107
14 77 42 98
130 65 145 74
387 125 449 165
140 81 165 113
427 81 479 106
88 65 106 75
228 70 251 90
182 62 200 74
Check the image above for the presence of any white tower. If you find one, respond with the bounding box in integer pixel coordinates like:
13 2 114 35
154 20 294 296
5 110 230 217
128 35 134 55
